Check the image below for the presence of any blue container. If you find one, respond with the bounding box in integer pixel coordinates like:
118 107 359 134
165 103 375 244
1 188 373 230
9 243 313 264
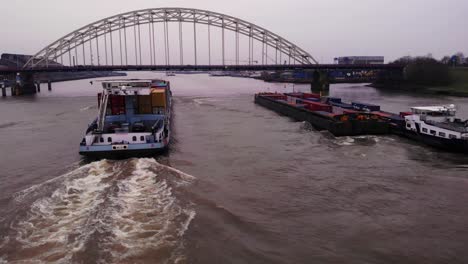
327 97 342 104
352 102 380 112
330 102 354 109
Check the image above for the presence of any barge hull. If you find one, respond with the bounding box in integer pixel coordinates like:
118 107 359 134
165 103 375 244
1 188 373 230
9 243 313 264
79 147 168 160
391 125 468 153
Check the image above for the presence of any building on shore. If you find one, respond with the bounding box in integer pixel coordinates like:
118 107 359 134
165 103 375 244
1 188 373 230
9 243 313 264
334 56 384 65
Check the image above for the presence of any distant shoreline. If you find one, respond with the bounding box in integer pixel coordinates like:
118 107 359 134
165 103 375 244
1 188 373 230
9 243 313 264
371 67 468 98
368 83 468 97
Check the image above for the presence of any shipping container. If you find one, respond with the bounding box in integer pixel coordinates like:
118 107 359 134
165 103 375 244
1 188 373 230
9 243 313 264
138 95 152 114
297 98 320 104
352 102 380 112
302 92 320 99
109 95 126 115
326 97 342 104
305 102 332 112
332 106 358 115
329 101 354 109
151 89 166 108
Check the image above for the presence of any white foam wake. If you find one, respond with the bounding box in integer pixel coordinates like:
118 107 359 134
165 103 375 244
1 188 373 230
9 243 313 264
11 160 114 262
105 158 196 263
2 158 196 263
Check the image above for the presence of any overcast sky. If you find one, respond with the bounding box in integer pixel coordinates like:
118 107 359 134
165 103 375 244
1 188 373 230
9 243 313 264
1 0 467 63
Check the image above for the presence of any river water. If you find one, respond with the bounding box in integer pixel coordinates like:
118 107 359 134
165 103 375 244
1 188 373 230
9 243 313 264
1 73 468 263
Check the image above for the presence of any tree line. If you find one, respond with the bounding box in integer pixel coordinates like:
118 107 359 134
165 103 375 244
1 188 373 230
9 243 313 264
388 52 467 86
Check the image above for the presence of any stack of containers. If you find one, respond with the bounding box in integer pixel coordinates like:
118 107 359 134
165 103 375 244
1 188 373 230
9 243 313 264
304 101 332 112
138 95 152 114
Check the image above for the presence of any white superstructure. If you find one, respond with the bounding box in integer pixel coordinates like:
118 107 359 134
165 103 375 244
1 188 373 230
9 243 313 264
404 105 468 140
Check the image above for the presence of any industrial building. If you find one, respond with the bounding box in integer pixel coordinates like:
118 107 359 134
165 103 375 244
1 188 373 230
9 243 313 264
334 56 384 65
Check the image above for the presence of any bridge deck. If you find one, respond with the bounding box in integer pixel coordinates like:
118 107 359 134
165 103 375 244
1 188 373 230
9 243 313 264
1 64 404 74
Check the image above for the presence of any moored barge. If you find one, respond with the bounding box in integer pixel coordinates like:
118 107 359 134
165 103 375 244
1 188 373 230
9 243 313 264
255 91 468 153
254 92 389 136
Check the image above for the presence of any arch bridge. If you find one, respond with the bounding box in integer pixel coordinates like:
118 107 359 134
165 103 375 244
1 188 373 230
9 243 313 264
23 7 318 70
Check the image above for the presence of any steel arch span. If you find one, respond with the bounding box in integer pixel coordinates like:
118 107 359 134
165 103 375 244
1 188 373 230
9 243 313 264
23 7 318 69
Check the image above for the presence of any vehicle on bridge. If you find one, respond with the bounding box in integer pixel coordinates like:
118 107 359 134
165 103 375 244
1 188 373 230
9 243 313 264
79 79 172 158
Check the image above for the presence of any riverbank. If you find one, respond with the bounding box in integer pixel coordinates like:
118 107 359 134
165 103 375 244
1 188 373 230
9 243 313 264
36 71 127 83
371 67 468 97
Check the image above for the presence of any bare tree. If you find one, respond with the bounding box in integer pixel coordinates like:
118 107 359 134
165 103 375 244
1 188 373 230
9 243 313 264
440 56 451 64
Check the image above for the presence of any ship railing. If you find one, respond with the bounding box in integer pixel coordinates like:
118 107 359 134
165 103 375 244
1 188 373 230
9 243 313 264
151 119 163 132
152 119 165 142
96 93 109 132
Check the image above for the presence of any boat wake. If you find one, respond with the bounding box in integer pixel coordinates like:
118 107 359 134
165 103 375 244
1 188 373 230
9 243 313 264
0 158 195 264
330 135 383 146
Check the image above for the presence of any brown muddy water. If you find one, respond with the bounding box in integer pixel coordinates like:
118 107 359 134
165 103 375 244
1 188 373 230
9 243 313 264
1 72 468 263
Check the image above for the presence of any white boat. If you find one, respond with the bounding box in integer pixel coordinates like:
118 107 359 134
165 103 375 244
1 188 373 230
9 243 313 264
79 79 172 158
401 104 468 152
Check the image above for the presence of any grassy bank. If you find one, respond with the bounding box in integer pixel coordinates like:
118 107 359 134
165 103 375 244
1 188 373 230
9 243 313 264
424 67 468 96
372 67 468 97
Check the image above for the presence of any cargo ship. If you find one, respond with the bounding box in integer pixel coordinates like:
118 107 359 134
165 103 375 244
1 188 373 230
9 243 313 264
254 92 389 136
394 105 468 153
79 79 172 158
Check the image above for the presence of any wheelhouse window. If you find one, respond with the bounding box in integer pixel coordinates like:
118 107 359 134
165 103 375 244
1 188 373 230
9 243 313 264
422 128 428 133
140 136 145 141
449 134 457 139
430 130 436 135
439 132 446 137
100 137 104 143
132 136 137 142
107 137 112 143
406 123 411 128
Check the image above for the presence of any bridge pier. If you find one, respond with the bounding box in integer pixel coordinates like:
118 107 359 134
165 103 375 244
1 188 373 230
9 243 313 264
1 84 6 97
36 82 41 92
12 73 36 96
311 70 330 96
48 80 52 91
